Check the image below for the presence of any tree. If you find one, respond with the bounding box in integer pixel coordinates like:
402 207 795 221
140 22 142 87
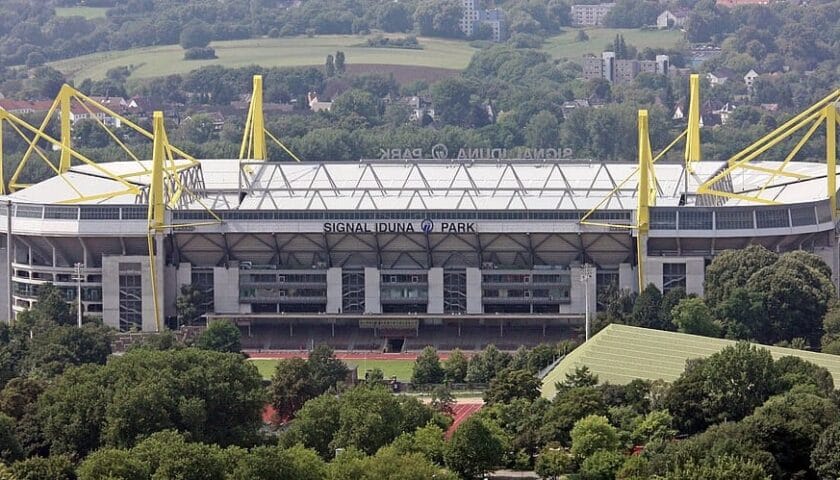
330 446 458 480
0 414 22 464
659 287 686 330
10 455 75 480
525 111 561 148
271 357 316 422
229 445 326 480
325 54 335 77
180 21 213 49
443 349 468 383
570 415 620 459
535 448 573 480
811 423 840 480
280 395 341 458
130 430 229 480
465 345 511 383
774 355 834 396
705 245 778 308
670 298 721 337
821 303 840 347
629 284 662 329
557 366 598 391
717 287 768 340
16 284 74 326
331 89 381 124
22 323 113 378
665 343 779 434
77 448 150 480
412 346 445 385
445 417 504 479
484 368 540 404
334 51 346 74
631 410 676 446
176 284 210 326
195 320 241 353
430 77 480 127
579 450 625 480
659 456 770 480
541 387 608 445
307 344 349 393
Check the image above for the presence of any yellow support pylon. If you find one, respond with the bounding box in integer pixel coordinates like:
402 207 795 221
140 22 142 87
59 86 72 173
637 110 654 291
149 112 166 230
685 74 701 173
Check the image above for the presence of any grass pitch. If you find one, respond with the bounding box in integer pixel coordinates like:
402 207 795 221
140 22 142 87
50 35 478 82
543 28 684 61
55 7 109 19
250 358 416 381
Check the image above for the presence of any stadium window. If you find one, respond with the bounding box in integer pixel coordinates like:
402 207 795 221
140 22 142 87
662 263 686 293
756 209 789 229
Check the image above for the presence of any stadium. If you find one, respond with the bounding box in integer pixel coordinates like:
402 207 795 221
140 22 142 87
0 76 838 351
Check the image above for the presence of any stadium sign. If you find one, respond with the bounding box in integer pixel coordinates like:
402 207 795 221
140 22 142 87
323 219 476 233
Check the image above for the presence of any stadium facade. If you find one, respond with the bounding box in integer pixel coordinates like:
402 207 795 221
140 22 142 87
0 77 837 349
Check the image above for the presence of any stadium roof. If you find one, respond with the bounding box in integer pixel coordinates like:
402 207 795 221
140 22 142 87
540 324 840 399
2 159 837 209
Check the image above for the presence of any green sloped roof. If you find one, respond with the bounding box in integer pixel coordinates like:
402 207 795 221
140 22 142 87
540 324 840 399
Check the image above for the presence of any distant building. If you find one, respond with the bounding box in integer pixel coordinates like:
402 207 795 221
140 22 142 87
582 52 669 84
459 0 507 42
307 92 332 112
744 69 760 88
571 3 615 26
706 68 735 86
716 0 768 7
657 9 689 29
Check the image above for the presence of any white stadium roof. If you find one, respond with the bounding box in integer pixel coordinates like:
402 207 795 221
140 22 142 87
2 159 837 210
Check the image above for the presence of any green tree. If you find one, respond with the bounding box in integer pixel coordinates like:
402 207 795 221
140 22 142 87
334 51 346 74
659 456 769 480
524 110 561 148
811 423 840 480
821 303 840 347
332 89 381 124
77 448 150 480
175 284 210 326
229 445 326 480
195 320 241 353
659 287 686 330
535 448 573 480
179 21 213 49
704 245 778 308
325 54 335 77
10 455 74 480
570 415 620 459
774 355 834 396
130 430 229 480
465 345 511 383
629 284 662 329
330 446 457 480
23 323 113 378
445 417 503 479
271 357 316 422
430 77 480 127
16 284 74 326
412 347 446 385
579 450 625 480
541 387 608 445
716 287 768 340
280 395 340 458
307 344 349 393
0 414 22 464
670 298 721 337
630 410 675 445
443 349 468 383
483 368 540 404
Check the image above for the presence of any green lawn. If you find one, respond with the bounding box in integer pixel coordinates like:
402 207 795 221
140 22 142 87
49 35 479 82
543 28 684 62
55 6 109 19
250 358 416 381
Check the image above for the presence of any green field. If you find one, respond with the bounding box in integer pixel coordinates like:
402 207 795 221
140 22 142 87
541 324 840 399
250 358 415 381
544 28 683 61
49 35 479 82
48 28 682 82
55 6 109 19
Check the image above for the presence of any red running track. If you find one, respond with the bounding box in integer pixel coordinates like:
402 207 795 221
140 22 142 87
246 350 452 361
446 403 483 438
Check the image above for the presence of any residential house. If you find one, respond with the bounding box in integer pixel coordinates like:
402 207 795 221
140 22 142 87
571 3 615 26
0 99 53 116
657 9 689 29
586 53 669 83
706 68 735 86
406 96 434 123
307 92 332 112
717 0 768 6
744 69 760 88
561 99 591 119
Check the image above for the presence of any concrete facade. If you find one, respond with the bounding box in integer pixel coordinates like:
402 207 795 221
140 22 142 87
326 267 342 313
427 267 444 314
213 264 240 313
364 267 381 314
102 255 161 332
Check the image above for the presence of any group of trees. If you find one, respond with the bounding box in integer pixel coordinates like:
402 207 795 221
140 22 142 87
599 245 839 351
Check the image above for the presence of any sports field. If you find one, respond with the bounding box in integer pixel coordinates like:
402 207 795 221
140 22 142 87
49 35 478 82
543 28 683 61
250 357 415 381
55 6 109 19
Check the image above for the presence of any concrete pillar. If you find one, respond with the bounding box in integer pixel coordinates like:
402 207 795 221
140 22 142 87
427 267 444 314
101 255 161 332
213 263 240 313
0 248 7 323
685 257 705 296
619 263 635 293
568 265 597 316
466 267 482 314
814 237 840 291
326 267 342 313
644 258 664 291
101 257 119 330
364 267 381 314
